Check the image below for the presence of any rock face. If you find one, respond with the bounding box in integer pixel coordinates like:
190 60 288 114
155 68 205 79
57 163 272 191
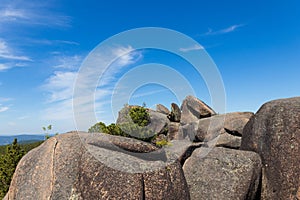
167 122 180 140
195 112 253 141
241 97 300 200
168 103 181 122
181 95 216 125
183 147 262 200
6 132 190 199
156 104 170 115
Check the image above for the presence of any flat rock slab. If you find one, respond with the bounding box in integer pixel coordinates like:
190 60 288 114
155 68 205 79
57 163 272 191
183 147 261 200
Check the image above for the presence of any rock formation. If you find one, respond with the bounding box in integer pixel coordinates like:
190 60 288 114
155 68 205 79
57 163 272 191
5 96 300 200
241 97 300 200
180 95 216 125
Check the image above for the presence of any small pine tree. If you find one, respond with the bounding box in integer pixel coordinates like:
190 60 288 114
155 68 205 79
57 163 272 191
0 139 25 199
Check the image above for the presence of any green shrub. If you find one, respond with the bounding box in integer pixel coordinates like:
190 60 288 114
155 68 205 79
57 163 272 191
88 104 155 142
129 106 150 127
88 122 108 133
155 139 171 147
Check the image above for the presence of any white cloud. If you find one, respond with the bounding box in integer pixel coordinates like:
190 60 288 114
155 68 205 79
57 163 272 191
0 97 12 102
1 9 27 19
42 71 78 103
0 39 32 61
203 24 244 36
179 44 204 52
0 105 9 113
0 6 71 28
42 46 143 130
53 55 83 70
0 63 10 71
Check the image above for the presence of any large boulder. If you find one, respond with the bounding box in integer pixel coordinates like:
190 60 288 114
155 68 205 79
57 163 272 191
156 104 170 115
241 97 300 200
5 132 190 199
180 95 216 125
183 147 262 200
194 112 253 146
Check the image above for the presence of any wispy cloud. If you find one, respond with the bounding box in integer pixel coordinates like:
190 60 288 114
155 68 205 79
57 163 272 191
0 2 71 28
0 39 32 61
53 55 83 70
0 97 13 102
42 46 143 129
0 106 9 113
203 24 244 36
179 44 204 52
42 71 78 103
26 39 80 46
131 89 169 98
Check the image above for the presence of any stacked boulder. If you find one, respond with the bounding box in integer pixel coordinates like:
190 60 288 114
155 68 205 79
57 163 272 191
5 96 300 200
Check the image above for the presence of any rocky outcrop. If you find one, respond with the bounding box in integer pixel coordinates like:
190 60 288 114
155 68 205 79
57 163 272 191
168 103 181 122
5 132 190 199
6 96 300 199
241 97 300 200
180 95 216 125
183 147 262 200
156 104 169 115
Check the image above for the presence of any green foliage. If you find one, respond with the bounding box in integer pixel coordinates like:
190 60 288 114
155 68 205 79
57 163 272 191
0 139 25 199
88 104 155 142
0 141 43 156
106 123 124 136
42 124 52 140
155 139 171 147
88 122 128 137
88 122 107 133
118 122 154 142
129 106 150 127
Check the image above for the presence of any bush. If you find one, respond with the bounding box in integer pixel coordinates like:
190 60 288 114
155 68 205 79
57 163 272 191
155 139 171 147
88 104 154 142
129 106 150 127
88 122 107 133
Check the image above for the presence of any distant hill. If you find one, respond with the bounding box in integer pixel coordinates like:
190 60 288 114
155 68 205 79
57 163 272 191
0 135 45 146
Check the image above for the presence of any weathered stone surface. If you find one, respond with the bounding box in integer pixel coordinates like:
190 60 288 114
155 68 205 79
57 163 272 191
180 95 216 125
117 106 169 136
148 110 169 134
167 122 180 140
183 147 262 200
208 132 241 149
168 103 181 122
241 97 300 200
195 112 253 142
156 104 170 115
6 132 190 199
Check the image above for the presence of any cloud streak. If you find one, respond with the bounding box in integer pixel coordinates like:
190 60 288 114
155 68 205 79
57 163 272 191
0 2 71 28
0 39 32 61
179 44 204 52
0 106 9 113
203 24 244 36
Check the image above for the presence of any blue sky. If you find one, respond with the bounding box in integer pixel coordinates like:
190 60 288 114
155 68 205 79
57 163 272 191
0 0 299 135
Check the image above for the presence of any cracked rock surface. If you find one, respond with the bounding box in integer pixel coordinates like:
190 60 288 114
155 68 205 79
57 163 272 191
5 132 190 200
